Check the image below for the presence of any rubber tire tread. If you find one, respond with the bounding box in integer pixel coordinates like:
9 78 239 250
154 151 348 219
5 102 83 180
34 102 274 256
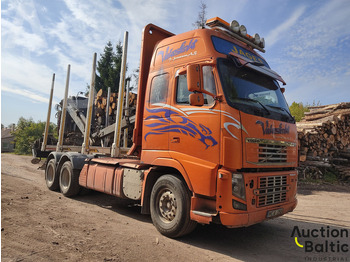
150 175 197 238
59 161 81 197
45 159 59 191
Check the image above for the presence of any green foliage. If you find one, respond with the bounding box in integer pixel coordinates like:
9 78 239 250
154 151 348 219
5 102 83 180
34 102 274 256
289 102 310 122
95 41 124 93
12 117 57 155
85 41 137 95
324 170 338 183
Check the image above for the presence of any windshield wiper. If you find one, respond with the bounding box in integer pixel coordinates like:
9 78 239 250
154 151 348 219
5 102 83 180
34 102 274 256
266 105 295 122
238 98 270 115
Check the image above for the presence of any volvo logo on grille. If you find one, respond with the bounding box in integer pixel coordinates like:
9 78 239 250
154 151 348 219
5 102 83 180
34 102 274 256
256 120 290 135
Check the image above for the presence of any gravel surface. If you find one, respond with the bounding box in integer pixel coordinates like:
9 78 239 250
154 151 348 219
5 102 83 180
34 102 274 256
2 154 350 261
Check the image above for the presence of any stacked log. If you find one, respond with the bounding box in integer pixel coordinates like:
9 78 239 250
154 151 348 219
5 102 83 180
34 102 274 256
94 88 137 126
297 102 350 181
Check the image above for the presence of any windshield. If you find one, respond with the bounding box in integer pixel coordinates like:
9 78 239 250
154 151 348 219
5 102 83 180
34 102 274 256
217 58 294 123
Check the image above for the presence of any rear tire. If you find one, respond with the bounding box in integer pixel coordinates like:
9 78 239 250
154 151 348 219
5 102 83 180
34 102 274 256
59 161 81 197
150 175 197 238
45 159 59 191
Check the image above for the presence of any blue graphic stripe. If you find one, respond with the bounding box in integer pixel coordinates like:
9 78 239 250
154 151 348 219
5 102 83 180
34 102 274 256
144 107 218 149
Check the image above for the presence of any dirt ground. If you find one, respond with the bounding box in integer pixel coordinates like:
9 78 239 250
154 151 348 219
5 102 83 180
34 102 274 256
1 154 350 262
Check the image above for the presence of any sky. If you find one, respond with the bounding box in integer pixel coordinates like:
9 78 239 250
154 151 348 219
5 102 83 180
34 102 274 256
1 0 350 127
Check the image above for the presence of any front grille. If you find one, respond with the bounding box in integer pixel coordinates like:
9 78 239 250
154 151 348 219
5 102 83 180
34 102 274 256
258 143 287 163
257 175 287 207
245 138 296 165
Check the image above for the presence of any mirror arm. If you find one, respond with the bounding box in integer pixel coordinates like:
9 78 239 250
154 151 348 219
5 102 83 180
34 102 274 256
214 94 223 102
200 90 222 102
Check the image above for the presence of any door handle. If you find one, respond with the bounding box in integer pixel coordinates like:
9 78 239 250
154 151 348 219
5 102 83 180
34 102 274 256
171 137 180 143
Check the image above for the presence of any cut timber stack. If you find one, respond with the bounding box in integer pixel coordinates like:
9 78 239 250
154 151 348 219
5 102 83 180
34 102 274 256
297 102 350 181
94 88 137 126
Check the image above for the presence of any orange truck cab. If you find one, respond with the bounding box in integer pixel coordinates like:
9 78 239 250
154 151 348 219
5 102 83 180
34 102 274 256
45 17 297 238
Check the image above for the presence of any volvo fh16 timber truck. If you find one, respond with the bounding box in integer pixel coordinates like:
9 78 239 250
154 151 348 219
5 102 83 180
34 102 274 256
44 17 298 238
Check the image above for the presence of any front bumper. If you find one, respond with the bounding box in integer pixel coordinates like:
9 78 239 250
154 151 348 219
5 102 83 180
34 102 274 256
219 199 297 228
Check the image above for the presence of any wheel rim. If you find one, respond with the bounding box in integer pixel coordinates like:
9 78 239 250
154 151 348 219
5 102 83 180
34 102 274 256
60 168 70 191
158 189 177 223
46 165 54 184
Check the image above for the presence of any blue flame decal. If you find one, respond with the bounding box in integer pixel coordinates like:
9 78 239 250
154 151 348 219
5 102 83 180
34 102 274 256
144 107 217 149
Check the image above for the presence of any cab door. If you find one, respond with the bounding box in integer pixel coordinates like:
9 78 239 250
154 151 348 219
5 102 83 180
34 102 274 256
169 65 220 196
142 72 170 152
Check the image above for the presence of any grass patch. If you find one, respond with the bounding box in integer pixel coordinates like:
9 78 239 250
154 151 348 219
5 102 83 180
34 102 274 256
298 166 341 184
324 170 338 183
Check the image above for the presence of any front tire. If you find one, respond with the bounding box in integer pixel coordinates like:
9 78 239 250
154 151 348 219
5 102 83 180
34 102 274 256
150 175 197 238
59 161 81 197
45 159 59 191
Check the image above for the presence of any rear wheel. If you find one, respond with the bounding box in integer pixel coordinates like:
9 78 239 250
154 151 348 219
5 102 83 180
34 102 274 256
59 161 81 197
45 159 59 191
150 175 197 238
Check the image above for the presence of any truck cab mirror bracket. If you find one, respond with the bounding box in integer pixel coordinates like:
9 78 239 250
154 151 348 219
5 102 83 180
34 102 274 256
214 95 223 102
176 67 187 76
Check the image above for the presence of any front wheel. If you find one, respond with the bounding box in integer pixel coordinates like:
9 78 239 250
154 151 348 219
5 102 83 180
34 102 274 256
150 175 197 238
59 161 81 197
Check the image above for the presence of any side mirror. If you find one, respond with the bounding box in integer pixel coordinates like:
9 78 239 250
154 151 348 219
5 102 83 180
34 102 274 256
189 93 204 106
187 64 201 92
280 87 285 94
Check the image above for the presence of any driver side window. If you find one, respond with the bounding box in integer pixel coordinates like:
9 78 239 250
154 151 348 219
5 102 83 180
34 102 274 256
176 66 216 105
150 74 169 105
202 66 216 105
176 74 191 104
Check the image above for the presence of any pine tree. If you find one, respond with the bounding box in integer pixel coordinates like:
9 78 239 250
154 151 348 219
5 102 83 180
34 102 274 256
94 41 125 93
110 41 123 93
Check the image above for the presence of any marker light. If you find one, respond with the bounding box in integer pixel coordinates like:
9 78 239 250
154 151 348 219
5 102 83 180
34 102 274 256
253 33 260 45
205 17 266 52
205 17 230 29
239 25 247 36
260 37 265 48
230 20 240 33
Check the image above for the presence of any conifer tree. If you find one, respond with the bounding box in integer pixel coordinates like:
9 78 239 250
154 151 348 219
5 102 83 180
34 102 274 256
94 41 124 93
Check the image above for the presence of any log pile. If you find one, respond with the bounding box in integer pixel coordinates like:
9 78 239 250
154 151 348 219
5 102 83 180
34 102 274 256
297 102 350 181
94 89 137 126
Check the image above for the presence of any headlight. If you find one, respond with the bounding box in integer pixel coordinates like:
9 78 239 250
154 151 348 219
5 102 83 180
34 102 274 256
232 173 246 200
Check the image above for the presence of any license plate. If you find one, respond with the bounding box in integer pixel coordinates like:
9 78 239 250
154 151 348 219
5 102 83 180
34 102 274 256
266 208 284 218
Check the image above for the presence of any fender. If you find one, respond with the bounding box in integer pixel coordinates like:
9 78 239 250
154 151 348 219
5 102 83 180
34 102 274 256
47 152 91 175
56 152 91 173
150 157 193 191
46 152 65 170
140 157 192 214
